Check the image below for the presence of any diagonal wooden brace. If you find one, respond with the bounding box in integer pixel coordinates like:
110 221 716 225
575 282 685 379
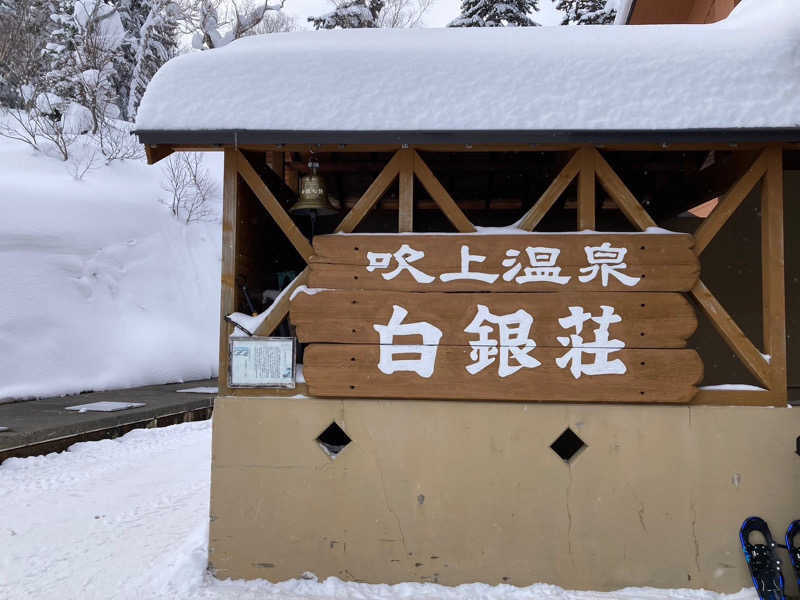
253 149 408 336
517 150 581 231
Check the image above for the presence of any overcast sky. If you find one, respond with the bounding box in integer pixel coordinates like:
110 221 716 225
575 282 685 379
281 0 566 29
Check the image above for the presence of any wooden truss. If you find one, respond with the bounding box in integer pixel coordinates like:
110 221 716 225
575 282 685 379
220 145 787 406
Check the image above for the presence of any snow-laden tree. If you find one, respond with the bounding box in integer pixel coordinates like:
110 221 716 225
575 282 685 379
557 0 615 24
43 0 126 132
177 0 285 50
243 8 296 34
309 0 382 29
310 0 433 29
449 0 539 27
376 0 433 27
117 0 178 119
44 0 82 102
0 0 54 106
161 152 217 223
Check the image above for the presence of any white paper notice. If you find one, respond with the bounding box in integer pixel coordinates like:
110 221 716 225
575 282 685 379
229 337 295 388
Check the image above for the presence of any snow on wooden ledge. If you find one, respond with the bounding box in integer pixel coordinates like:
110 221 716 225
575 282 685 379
136 0 800 135
699 384 767 392
330 227 685 236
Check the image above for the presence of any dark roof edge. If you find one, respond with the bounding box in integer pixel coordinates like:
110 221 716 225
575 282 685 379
134 128 800 147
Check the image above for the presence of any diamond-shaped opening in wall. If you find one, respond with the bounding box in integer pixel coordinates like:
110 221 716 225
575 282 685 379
550 427 587 463
316 422 352 459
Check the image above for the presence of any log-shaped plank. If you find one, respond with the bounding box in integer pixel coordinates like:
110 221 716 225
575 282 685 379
309 263 698 293
314 233 696 266
309 233 699 292
303 345 703 403
291 291 697 348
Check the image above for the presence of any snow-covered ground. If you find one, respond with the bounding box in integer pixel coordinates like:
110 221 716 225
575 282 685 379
0 421 757 600
0 125 222 402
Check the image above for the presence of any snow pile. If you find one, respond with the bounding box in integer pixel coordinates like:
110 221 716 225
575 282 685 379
0 421 759 600
0 129 222 401
136 0 800 133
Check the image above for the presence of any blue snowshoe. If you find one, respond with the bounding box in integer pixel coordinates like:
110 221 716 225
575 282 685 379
787 520 800 583
740 516 785 600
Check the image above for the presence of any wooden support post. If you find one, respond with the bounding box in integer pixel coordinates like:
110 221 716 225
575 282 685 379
577 147 595 230
398 149 414 232
412 151 476 233
693 150 767 255
236 150 314 262
595 149 657 231
285 152 299 194
219 149 239 395
761 145 787 400
267 151 285 182
517 151 581 231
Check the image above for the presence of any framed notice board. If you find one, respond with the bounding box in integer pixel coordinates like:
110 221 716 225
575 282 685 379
229 337 296 389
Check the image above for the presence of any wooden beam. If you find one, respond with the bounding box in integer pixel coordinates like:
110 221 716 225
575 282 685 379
254 153 407 337
761 145 787 399
577 146 595 230
398 149 414 232
267 150 285 181
681 150 760 212
595 149 657 231
412 151 476 233
241 149 297 206
693 150 767 255
236 150 314 262
691 389 775 407
335 150 403 233
517 151 581 231
144 145 173 165
690 280 772 389
219 149 239 395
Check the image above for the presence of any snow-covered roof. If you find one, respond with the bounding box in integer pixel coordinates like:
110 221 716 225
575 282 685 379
135 0 800 145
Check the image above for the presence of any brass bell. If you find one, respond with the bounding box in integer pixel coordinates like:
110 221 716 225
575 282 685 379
290 158 338 216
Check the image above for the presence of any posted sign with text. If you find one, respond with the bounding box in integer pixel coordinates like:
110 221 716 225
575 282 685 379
293 233 702 403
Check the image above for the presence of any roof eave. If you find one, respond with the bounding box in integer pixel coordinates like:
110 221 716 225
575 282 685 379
135 128 800 148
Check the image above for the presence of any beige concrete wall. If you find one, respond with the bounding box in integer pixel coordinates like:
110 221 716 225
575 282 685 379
209 395 800 593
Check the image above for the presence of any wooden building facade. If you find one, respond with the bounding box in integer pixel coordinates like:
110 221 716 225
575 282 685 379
136 1 799 592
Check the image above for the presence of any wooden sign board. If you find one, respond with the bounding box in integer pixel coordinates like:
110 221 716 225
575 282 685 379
292 291 697 348
309 233 700 292
303 346 702 403
293 233 703 404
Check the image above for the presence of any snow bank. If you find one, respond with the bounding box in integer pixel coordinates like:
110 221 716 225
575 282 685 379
0 421 758 599
0 131 222 401
136 0 800 133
